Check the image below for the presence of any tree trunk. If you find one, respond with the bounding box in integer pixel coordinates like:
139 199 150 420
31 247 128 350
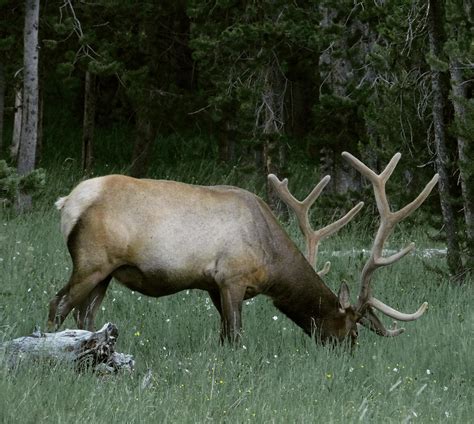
427 0 464 279
10 87 22 161
82 71 96 174
35 86 43 167
320 147 362 194
318 5 361 194
16 0 40 213
450 59 474 273
261 65 286 216
0 62 4 156
130 112 155 178
217 120 236 163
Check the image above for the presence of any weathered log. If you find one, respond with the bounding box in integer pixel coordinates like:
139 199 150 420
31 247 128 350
1 323 134 373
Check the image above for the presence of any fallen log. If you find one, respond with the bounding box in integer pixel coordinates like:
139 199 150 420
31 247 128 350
1 323 134 373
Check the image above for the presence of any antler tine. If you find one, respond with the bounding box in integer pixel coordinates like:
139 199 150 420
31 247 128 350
394 174 440 222
268 173 363 274
342 152 401 185
318 261 331 277
267 174 329 235
341 151 438 330
380 152 401 182
317 202 364 240
268 174 329 268
359 310 405 337
368 298 428 321
311 201 363 276
341 152 378 182
302 176 332 208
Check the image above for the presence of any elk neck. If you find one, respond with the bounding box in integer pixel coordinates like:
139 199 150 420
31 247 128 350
267 246 340 336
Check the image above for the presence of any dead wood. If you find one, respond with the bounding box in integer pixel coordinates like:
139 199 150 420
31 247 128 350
1 322 134 373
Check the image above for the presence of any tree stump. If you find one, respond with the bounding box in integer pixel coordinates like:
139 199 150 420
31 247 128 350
1 323 134 373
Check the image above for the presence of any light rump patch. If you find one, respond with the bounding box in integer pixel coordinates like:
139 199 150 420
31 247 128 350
56 177 105 240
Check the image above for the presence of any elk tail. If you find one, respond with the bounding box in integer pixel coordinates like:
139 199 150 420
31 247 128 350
55 196 68 211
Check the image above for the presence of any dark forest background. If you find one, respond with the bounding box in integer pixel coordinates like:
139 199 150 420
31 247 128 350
0 0 472 280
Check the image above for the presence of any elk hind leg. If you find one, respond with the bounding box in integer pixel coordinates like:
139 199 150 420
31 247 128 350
48 269 111 331
73 276 111 331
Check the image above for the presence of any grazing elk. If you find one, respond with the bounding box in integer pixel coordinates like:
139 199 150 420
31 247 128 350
48 152 438 345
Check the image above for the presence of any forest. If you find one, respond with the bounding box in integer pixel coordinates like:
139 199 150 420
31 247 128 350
0 1 473 422
0 0 472 278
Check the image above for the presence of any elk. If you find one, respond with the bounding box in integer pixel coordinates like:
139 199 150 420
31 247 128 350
48 152 438 345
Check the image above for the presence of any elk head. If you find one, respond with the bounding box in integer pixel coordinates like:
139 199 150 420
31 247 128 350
269 151 439 343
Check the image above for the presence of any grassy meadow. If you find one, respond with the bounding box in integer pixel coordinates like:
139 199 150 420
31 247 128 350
0 135 472 423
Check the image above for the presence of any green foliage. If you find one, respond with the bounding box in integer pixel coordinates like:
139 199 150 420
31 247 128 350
0 35 14 50
0 1 24 99
425 52 449 72
0 160 46 207
87 59 120 76
189 1 322 143
1 0 472 269
42 39 58 50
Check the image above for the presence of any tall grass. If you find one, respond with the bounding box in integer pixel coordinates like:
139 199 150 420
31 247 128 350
1 131 471 423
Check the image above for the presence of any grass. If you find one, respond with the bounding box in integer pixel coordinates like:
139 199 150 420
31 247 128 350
0 136 472 423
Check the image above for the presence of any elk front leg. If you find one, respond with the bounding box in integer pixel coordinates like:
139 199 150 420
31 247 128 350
208 290 226 344
218 283 246 345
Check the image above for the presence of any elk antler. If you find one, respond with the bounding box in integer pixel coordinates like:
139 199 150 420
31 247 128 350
268 174 364 276
342 151 439 335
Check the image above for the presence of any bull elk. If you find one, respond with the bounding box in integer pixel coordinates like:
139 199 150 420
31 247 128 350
48 152 438 345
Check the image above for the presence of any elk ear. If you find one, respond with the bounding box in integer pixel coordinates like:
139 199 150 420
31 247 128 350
338 281 351 311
